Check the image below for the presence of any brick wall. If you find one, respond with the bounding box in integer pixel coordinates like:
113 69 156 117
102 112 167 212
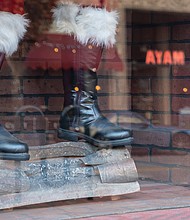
1 2 190 185
129 10 190 185
0 58 62 146
0 1 128 147
0 52 128 147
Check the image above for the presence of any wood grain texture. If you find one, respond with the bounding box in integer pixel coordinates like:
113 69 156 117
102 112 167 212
0 143 139 209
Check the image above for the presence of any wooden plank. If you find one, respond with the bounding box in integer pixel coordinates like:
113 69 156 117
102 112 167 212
0 143 140 209
29 142 96 160
0 168 30 195
124 0 190 13
0 181 140 210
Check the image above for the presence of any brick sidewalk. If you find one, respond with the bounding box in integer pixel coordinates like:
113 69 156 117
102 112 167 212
0 182 190 220
78 207 190 220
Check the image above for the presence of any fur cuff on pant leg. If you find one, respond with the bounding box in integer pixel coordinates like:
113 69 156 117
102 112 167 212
51 1 119 48
0 12 29 56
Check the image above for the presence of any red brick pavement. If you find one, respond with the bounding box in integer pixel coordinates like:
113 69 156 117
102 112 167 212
0 182 190 220
79 208 190 220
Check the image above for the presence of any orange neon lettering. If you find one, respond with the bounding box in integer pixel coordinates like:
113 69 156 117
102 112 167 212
172 51 185 65
163 50 172 65
145 50 156 64
145 50 185 65
155 50 163 65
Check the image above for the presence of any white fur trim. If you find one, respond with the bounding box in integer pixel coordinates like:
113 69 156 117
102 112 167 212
76 7 118 47
51 1 80 35
0 12 29 56
51 1 119 47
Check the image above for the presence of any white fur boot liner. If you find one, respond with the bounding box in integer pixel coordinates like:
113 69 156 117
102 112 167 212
0 12 29 56
51 1 119 48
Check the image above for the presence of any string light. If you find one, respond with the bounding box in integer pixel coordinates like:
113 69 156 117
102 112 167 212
183 87 188 93
74 87 79 92
54 48 59 53
96 85 101 91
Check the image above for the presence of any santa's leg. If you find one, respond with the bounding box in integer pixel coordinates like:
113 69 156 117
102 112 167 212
0 11 30 161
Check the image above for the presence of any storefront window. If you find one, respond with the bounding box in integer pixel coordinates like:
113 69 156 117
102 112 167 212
0 0 190 217
128 10 190 185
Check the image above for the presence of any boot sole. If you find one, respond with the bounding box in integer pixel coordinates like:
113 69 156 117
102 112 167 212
0 153 30 161
58 128 133 148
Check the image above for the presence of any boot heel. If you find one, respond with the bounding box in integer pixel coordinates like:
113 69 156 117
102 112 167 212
58 129 79 142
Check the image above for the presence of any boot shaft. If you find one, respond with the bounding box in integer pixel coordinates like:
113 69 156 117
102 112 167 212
63 68 98 107
27 33 103 72
61 68 101 129
61 35 103 71
60 35 101 107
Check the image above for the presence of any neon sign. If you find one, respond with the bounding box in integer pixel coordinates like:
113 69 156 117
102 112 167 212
145 50 185 65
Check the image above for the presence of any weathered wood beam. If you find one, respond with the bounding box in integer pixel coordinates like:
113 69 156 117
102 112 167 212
0 142 140 210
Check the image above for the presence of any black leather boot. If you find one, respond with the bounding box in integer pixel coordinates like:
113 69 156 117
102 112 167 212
45 2 133 147
0 11 30 160
0 124 30 161
58 56 133 147
0 53 29 161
